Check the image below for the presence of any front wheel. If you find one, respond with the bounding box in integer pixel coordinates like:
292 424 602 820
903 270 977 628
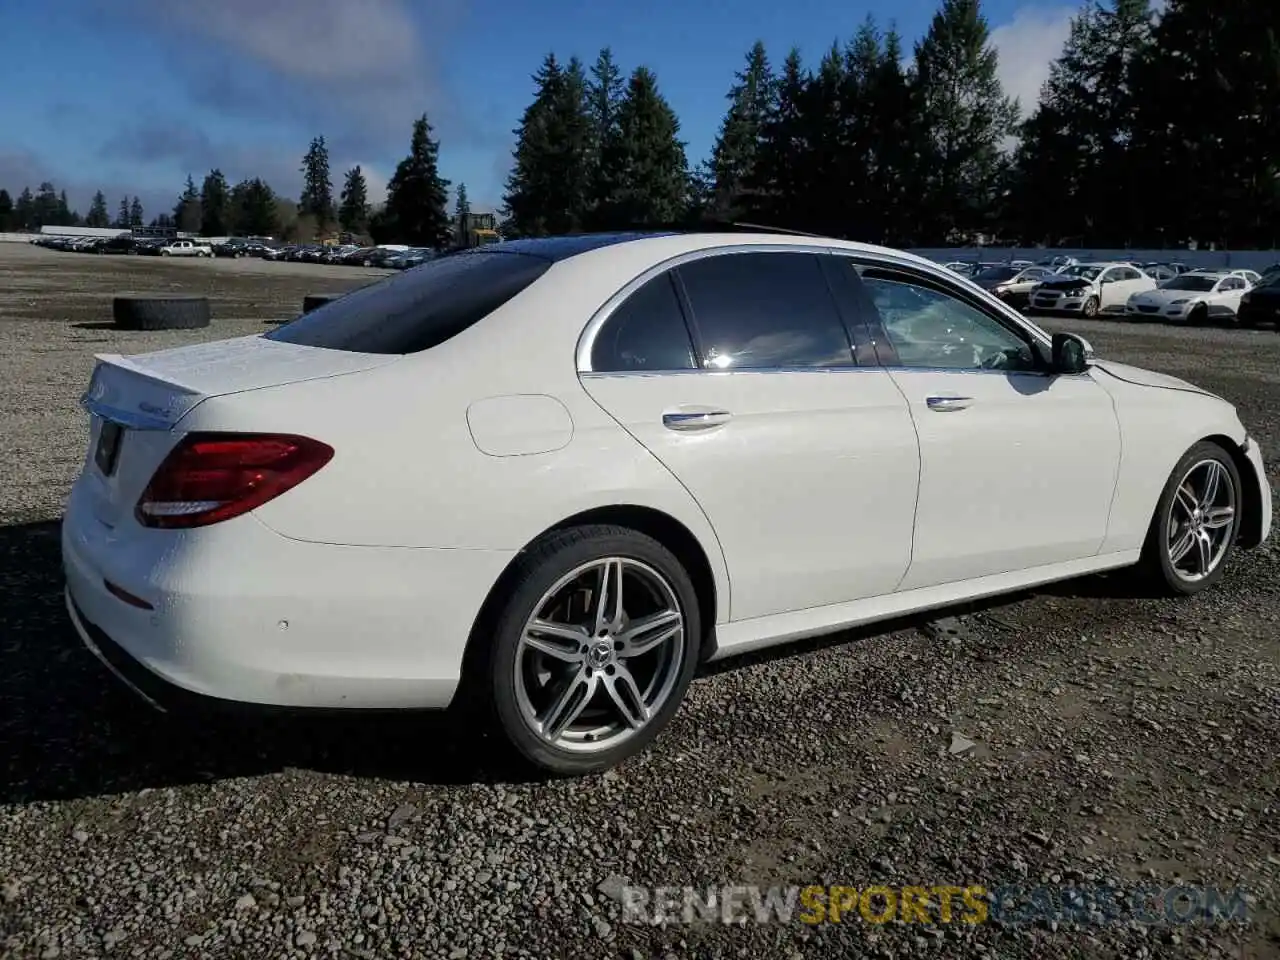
483 525 701 775
1082 296 1099 318
1136 441 1242 596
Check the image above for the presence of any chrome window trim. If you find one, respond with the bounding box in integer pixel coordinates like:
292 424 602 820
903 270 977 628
574 242 1054 376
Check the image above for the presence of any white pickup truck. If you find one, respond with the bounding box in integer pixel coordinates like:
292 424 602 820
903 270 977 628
159 239 213 258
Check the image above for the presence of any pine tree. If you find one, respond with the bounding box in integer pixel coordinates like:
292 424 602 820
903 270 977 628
453 182 472 246
129 197 144 228
596 67 689 227
503 53 594 236
33 183 59 228
1011 0 1154 245
229 178 279 237
174 175 201 233
299 136 335 231
1129 0 1279 247
708 41 776 222
383 115 452 247
338 166 370 235
85 191 109 228
115 197 130 229
748 49 808 227
911 0 1018 243
150 213 176 230
586 47 626 222
0 189 12 232
14 187 34 230
200 169 231 236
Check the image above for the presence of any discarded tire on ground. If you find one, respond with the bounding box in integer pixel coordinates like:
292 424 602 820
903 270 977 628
112 295 211 331
302 293 342 313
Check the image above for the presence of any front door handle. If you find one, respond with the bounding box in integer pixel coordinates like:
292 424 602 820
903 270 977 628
925 395 972 412
662 408 732 431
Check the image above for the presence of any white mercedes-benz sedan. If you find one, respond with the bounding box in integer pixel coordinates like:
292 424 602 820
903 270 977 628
63 230 1273 774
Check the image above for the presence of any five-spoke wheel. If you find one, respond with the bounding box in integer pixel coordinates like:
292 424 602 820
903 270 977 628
1141 441 1242 595
485 525 701 774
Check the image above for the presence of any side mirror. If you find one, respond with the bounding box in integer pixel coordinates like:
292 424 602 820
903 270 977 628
1051 332 1092 375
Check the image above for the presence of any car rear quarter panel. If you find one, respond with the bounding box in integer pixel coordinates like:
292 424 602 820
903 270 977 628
178 253 732 618
1091 369 1248 554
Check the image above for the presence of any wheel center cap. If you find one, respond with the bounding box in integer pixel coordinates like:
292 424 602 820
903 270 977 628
589 640 613 668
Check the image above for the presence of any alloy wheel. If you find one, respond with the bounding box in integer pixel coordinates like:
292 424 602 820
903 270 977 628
1166 458 1236 582
513 557 685 754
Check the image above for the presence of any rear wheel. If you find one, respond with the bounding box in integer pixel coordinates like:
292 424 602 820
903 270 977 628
1136 441 1241 596
483 525 701 775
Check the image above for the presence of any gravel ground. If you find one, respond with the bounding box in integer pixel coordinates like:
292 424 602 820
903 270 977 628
1 242 1278 959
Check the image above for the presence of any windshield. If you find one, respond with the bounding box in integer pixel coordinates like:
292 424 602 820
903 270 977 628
974 267 1019 282
1163 275 1218 292
1061 265 1102 281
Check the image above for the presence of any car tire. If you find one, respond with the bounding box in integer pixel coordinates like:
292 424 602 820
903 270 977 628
1135 440 1242 597
1189 304 1208 326
112 295 212 331
1082 296 1099 318
478 524 702 776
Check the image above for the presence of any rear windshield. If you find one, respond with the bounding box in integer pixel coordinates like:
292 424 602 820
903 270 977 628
264 250 552 353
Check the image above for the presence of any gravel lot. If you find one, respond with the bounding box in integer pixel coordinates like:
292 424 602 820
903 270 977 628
1 242 1278 959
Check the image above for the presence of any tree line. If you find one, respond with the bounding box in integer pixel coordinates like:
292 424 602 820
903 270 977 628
2 0 1275 249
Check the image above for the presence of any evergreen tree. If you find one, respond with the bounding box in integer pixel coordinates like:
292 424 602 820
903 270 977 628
200 169 231 236
174 175 201 233
115 197 130 229
748 49 808 227
586 47 626 221
14 187 34 230
503 53 594 236
86 191 110 228
299 136 335 231
1011 0 1154 245
383 115 452 247
1129 0 1279 247
150 213 176 230
33 182 59 228
708 41 775 221
338 165 370 235
0 189 12 231
229 178 279 237
129 196 144 228
910 0 1018 243
453 182 471 246
596 67 689 227
55 190 75 226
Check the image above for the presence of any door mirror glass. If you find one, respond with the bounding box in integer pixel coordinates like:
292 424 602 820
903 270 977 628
1051 332 1091 375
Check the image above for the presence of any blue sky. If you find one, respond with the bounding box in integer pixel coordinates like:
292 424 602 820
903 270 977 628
0 0 1076 220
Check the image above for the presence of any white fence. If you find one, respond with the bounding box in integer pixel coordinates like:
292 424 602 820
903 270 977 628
910 247 1280 272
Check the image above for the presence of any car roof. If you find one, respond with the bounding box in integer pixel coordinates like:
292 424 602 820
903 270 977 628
1184 270 1227 277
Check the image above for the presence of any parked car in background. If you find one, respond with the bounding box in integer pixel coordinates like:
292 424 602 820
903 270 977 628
1125 270 1254 325
970 265 1059 309
263 245 297 262
93 236 138 255
322 245 361 264
1237 271 1280 329
1029 262 1156 317
135 239 169 256
386 247 437 270
215 239 273 258
160 240 213 258
62 230 1272 775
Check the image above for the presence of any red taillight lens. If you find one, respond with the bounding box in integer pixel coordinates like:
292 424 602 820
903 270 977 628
135 433 334 529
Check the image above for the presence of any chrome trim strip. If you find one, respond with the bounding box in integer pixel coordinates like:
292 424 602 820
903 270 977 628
80 397 172 431
582 366 1092 380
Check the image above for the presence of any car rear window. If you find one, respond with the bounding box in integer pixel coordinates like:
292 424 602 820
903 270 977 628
264 250 552 354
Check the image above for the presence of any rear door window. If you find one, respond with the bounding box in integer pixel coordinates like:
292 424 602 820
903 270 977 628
590 272 696 372
265 251 552 354
675 252 854 368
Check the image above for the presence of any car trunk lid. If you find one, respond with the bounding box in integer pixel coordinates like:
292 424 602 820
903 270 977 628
78 335 399 529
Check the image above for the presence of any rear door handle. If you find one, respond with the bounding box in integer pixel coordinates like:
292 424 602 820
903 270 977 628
662 408 732 431
925 395 972 412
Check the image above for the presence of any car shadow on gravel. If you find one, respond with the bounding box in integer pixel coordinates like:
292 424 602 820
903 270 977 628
70 321 118 330
0 519 539 805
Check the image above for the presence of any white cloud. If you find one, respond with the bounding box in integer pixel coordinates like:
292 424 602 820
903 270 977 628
990 5 1077 117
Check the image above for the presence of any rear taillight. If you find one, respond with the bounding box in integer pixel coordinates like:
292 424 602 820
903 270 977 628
135 433 334 529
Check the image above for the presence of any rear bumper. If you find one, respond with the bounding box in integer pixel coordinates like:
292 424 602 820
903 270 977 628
61 479 514 711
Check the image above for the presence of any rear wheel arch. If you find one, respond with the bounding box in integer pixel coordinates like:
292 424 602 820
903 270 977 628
460 504 723 693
